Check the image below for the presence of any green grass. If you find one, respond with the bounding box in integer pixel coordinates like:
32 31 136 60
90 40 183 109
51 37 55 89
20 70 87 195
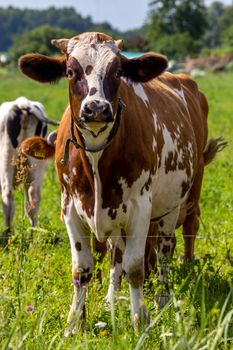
0 71 233 349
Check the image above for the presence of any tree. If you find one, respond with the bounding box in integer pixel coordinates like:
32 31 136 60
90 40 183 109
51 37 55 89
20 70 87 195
219 5 233 34
221 24 233 50
204 1 225 48
151 32 200 60
8 25 75 65
0 6 117 51
146 0 207 59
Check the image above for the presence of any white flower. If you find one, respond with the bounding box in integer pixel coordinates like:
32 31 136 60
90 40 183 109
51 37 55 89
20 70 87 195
95 321 107 328
117 296 129 301
161 332 173 337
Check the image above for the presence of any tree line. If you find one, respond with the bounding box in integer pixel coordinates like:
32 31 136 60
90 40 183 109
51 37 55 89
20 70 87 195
1 1 233 64
146 0 233 60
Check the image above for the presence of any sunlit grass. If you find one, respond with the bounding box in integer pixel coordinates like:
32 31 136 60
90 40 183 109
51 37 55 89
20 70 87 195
0 71 232 349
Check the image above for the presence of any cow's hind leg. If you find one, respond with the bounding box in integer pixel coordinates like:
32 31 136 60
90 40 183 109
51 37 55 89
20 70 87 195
145 222 158 280
105 234 125 307
24 159 47 227
156 208 179 308
1 165 15 245
93 238 107 285
182 163 204 261
63 196 93 336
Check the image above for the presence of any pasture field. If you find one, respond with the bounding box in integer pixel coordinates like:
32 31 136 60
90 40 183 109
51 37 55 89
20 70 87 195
0 69 233 350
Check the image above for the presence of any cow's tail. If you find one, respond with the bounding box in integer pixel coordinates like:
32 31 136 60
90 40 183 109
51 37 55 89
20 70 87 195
203 137 227 166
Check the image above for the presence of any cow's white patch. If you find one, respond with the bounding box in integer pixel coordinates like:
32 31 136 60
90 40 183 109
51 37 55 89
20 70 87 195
152 136 157 152
63 173 70 184
188 141 194 176
173 88 187 105
105 262 122 305
150 123 194 218
152 112 158 132
132 83 149 106
61 190 69 210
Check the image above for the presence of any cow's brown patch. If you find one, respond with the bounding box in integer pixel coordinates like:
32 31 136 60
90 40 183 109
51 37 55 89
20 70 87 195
125 258 144 288
85 65 93 75
165 151 178 173
68 57 89 101
181 180 190 198
159 220 164 227
89 87 97 96
115 247 123 264
161 244 171 254
75 241 82 251
122 203 127 213
103 58 121 103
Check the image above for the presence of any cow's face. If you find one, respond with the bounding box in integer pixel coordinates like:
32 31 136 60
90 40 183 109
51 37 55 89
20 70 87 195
64 33 123 141
19 32 168 148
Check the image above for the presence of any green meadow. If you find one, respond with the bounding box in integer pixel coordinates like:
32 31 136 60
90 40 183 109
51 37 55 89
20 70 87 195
0 69 232 349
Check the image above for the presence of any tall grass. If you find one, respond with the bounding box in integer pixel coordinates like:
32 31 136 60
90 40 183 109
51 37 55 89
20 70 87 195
0 71 232 349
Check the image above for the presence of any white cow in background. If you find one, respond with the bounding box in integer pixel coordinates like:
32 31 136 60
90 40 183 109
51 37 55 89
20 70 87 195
0 97 57 241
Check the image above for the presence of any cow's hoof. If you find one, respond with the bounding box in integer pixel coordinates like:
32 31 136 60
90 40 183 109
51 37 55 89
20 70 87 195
64 321 85 337
1 228 11 248
64 326 73 337
155 292 170 309
133 307 149 333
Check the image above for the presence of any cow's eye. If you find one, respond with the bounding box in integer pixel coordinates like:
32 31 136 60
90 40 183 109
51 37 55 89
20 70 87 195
67 68 75 79
114 70 122 79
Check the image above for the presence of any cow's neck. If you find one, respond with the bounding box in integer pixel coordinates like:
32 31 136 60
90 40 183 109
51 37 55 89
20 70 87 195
86 150 104 233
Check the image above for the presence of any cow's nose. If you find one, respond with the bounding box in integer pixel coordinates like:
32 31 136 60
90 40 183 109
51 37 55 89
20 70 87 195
81 100 113 123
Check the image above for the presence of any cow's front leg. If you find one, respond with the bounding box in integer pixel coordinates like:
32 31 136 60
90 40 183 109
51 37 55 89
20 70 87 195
63 197 93 336
156 208 179 308
123 218 150 331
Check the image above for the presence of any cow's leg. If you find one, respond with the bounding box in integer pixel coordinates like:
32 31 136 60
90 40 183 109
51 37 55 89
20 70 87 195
25 159 47 226
24 183 41 226
183 205 200 260
156 208 179 308
122 217 151 331
182 164 204 260
93 238 107 284
1 164 15 244
145 222 158 279
63 197 93 336
105 235 125 306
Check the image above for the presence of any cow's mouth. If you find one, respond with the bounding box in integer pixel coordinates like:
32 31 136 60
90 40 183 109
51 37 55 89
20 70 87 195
80 122 109 137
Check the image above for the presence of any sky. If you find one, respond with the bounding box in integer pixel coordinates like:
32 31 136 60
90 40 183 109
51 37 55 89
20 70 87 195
0 0 232 31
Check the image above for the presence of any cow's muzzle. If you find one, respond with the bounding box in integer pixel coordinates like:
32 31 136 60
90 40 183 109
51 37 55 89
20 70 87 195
80 100 114 124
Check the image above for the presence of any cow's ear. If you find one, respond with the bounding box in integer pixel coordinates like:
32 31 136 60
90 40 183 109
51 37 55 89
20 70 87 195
18 54 66 83
20 136 55 159
120 53 168 83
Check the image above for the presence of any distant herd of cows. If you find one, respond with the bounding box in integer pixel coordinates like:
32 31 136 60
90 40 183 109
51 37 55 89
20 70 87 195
1 31 226 334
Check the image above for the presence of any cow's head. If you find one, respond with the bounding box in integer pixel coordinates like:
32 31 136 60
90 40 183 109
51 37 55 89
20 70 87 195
19 32 168 150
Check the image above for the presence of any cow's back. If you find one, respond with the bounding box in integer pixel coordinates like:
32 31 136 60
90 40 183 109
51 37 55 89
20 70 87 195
157 72 208 160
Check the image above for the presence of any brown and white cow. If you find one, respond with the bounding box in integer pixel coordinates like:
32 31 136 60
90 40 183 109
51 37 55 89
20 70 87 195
19 32 225 333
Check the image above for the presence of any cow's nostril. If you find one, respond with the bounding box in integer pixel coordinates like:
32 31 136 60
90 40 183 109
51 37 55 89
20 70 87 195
102 104 110 115
83 105 93 116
